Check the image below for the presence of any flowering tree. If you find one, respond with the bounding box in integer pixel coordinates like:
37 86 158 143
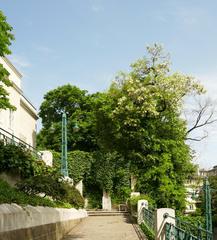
95 44 205 209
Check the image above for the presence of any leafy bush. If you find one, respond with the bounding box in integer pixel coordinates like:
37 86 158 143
0 141 48 178
0 179 55 207
17 173 84 208
85 191 102 209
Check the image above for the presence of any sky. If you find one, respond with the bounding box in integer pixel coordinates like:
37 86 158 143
1 0 217 169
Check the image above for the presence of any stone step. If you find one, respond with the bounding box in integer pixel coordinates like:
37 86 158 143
87 210 129 216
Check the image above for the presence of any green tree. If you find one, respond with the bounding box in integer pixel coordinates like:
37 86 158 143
38 44 206 210
0 11 16 110
95 44 203 210
209 176 217 227
38 84 97 152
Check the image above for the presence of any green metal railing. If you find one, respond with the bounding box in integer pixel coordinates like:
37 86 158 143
164 214 213 240
143 208 155 234
0 127 42 159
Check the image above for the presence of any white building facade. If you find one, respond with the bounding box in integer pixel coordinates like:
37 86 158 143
0 57 38 148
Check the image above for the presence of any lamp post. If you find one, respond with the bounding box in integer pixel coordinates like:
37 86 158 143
61 111 79 177
61 112 68 177
204 177 212 240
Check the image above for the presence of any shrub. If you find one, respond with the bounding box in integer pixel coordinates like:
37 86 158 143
0 179 55 207
17 173 84 208
85 191 102 209
0 141 48 178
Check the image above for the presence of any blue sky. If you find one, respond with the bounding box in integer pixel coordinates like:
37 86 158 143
1 0 217 169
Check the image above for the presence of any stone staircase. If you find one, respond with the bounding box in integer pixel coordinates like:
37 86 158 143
87 210 129 216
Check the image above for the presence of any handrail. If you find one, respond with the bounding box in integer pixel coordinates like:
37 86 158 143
163 213 212 235
164 213 213 240
143 207 155 233
0 127 42 158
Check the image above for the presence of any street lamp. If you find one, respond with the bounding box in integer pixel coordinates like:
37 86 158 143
61 112 68 177
61 111 79 177
204 177 212 240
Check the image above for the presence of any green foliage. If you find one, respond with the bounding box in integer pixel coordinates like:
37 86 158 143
38 44 206 211
196 176 217 228
112 168 131 203
197 176 217 227
17 173 84 208
85 151 130 197
94 44 200 210
0 11 16 111
209 176 217 227
0 179 55 207
52 150 93 185
68 151 93 184
85 190 102 209
38 84 97 152
0 142 84 208
174 214 206 238
140 223 155 240
177 214 205 229
0 11 14 56
0 141 47 178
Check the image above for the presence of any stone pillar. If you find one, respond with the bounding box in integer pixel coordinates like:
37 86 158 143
130 192 140 198
75 180 83 196
84 198 89 209
137 200 148 224
155 208 175 240
102 191 111 211
40 150 53 166
131 175 137 191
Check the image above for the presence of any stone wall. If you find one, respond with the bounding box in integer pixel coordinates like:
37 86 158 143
0 204 87 240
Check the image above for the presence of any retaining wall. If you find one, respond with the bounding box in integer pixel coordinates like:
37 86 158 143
0 204 87 240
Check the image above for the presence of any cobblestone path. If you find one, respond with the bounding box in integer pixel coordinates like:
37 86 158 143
62 215 140 240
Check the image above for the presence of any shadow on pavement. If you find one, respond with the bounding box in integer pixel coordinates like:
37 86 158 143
62 233 85 240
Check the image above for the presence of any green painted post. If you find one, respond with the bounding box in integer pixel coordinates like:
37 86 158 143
61 112 68 177
204 177 212 240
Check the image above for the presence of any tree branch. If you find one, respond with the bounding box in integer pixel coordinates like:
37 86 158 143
186 99 217 138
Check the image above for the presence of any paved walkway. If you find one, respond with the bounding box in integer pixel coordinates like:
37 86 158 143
62 215 140 240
